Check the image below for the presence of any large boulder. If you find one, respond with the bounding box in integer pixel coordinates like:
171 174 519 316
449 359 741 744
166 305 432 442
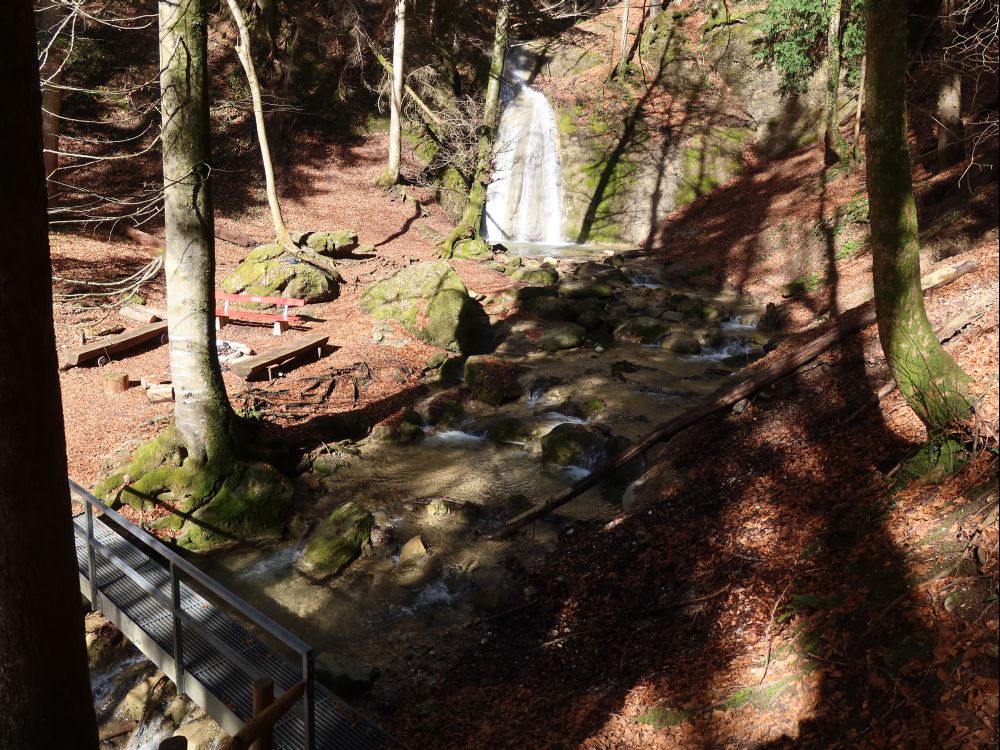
520 294 577 322
301 230 364 258
512 266 559 286
539 323 587 353
452 237 494 260
464 355 521 405
222 244 339 303
540 424 608 469
296 502 374 581
359 261 489 353
614 316 671 344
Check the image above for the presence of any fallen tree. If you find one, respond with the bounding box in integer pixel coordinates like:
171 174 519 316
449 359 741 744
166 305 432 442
490 259 980 539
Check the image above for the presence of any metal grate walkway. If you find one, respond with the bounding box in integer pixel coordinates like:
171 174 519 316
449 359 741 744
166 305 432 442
70 482 399 750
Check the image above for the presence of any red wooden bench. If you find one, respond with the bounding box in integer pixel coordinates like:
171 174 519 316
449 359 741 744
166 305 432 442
215 293 305 336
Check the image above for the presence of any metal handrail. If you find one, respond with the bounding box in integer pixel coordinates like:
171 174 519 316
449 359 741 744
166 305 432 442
70 480 316 748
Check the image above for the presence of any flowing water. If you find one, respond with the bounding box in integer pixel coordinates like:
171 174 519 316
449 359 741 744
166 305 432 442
482 46 563 243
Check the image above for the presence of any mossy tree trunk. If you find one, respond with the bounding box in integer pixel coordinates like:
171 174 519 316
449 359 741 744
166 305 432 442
440 0 510 256
160 0 235 463
384 0 407 185
0 2 99 745
864 0 972 432
823 0 846 164
618 0 631 83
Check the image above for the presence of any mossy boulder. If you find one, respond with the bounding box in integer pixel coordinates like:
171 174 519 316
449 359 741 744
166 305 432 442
540 424 608 469
521 295 577 322
222 244 339 303
614 316 671 344
660 331 702 354
470 415 532 444
452 237 494 261
574 261 629 285
358 261 490 354
296 502 374 581
540 323 587 353
512 266 559 286
558 280 614 299
464 355 521 405
303 230 358 257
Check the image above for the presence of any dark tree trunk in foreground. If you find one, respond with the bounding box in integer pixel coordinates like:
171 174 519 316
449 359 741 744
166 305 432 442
160 0 235 462
0 2 100 747
441 0 510 256
864 0 972 431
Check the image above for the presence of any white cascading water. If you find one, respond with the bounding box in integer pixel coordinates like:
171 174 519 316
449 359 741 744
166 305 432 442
482 46 563 244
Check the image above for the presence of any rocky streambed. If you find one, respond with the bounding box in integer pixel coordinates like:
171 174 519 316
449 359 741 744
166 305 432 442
196 244 779 707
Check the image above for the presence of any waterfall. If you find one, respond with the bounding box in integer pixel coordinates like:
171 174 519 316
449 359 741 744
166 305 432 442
482 46 563 244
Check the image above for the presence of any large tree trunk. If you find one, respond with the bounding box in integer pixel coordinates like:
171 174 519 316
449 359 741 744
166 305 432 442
385 0 407 185
440 0 510 256
618 0 631 83
160 0 234 462
224 0 294 250
936 0 964 170
864 0 972 431
823 0 846 164
37 0 65 190
0 2 100 747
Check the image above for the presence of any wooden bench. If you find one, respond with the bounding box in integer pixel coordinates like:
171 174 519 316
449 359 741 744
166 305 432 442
62 321 169 368
215 293 305 336
229 333 330 380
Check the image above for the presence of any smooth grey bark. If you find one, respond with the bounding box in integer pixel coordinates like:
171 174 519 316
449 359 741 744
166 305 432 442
936 0 964 170
618 0 631 82
386 0 407 184
38 0 65 186
865 0 971 430
159 0 234 461
0 2 99 747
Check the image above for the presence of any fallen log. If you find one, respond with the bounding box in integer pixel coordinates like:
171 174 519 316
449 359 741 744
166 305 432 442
489 259 979 540
216 225 257 248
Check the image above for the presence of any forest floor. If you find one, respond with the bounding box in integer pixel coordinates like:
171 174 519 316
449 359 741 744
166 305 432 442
51 124 998 748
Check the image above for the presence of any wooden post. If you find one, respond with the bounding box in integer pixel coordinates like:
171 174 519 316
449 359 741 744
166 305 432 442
252 678 275 750
103 372 130 395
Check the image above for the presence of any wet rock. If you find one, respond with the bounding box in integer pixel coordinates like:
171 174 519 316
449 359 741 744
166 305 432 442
540 323 587 353
614 316 671 344
316 653 379 698
540 424 608 468
359 260 490 353
576 308 605 330
399 535 427 564
172 715 225 750
512 265 559 286
222 244 339 303
574 261 629 285
464 356 522 405
475 415 532 444
557 280 614 299
426 498 451 516
467 565 516 613
422 387 467 425
660 331 702 354
296 502 375 581
452 237 494 260
659 309 685 322
521 294 577 322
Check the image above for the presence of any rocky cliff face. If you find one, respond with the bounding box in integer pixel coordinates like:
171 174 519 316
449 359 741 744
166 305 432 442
525 0 829 246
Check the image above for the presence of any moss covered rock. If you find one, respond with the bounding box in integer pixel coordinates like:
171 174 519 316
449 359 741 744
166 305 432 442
558 280 613 299
540 424 608 468
660 331 702 354
464 355 521 405
452 237 494 260
521 295 577 322
296 502 374 581
614 316 671 344
540 323 587 353
358 261 490 354
303 230 358 257
222 244 339 303
512 266 559 286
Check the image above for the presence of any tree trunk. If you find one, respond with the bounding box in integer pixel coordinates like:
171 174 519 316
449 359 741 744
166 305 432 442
852 52 866 158
224 0 294 250
618 0 631 83
160 0 234 462
823 0 846 164
936 0 964 171
864 0 972 431
0 3 100 747
440 0 510 256
385 0 407 185
37 0 66 191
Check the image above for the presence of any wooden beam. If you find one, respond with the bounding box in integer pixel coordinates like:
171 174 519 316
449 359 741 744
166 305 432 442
220 682 305 750
228 333 329 380
62 321 168 367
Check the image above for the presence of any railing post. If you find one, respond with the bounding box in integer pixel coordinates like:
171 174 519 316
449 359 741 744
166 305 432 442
86 500 100 610
302 649 315 750
170 561 185 695
252 678 275 750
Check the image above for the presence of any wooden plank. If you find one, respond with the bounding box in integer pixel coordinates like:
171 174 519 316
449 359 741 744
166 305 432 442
63 321 168 367
229 333 329 380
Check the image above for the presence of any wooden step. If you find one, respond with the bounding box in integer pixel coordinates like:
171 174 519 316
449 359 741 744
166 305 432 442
229 333 330 380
